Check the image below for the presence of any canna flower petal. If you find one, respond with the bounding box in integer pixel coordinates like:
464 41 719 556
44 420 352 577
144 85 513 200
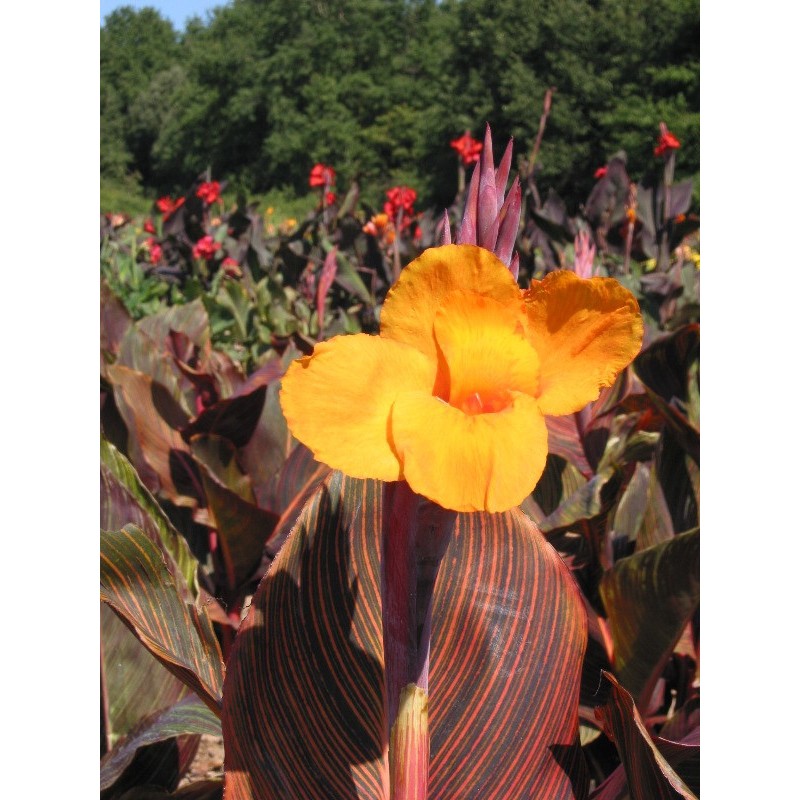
281 244 642 513
391 391 548 512
280 334 437 482
523 270 644 416
380 245 521 361
432 290 539 412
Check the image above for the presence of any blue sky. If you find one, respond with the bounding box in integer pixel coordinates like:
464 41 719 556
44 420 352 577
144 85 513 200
100 0 232 30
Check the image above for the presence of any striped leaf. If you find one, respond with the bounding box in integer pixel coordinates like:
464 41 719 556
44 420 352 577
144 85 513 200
111 781 223 799
222 472 588 799
101 436 201 599
599 529 699 705
101 527 225 716
262 442 332 556
102 604 191 745
593 672 697 800
101 695 222 791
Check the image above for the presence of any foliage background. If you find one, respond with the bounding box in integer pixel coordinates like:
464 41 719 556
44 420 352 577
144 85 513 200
101 0 699 212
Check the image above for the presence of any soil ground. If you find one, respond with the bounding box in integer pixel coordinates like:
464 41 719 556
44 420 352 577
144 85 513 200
178 735 224 787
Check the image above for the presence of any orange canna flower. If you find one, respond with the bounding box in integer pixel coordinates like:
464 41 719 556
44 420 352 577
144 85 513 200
280 245 643 513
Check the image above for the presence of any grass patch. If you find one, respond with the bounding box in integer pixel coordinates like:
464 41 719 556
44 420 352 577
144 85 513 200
100 176 154 217
100 176 323 225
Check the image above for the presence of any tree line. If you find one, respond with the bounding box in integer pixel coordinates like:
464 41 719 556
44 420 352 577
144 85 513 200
101 0 699 211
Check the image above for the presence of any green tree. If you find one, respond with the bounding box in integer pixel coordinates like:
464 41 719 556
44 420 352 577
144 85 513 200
101 6 180 180
100 0 699 211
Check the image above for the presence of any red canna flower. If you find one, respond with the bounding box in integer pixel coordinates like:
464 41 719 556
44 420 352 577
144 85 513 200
384 186 417 218
156 195 185 218
654 124 681 157
450 131 483 166
309 163 336 188
325 191 337 206
594 166 608 179
143 218 156 234
145 237 162 265
192 235 221 261
196 181 221 205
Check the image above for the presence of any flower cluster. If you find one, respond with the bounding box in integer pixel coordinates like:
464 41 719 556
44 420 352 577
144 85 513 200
221 256 242 278
383 186 417 231
450 131 483 166
156 196 185 218
309 163 336 188
363 212 395 244
192 235 221 261
196 180 222 205
143 237 162 265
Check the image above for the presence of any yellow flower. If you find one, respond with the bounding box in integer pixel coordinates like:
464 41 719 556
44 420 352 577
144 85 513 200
280 245 643 512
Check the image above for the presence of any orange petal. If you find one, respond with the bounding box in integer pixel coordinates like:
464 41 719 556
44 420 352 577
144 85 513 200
280 334 437 481
391 391 548 513
524 271 643 416
380 244 522 360
432 290 539 412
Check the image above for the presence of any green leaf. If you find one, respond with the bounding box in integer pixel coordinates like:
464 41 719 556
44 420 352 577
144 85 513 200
599 529 699 705
101 695 222 791
222 472 588 798
101 527 225 716
593 672 697 800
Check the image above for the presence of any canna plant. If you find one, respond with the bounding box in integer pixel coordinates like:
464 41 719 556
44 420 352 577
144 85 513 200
221 127 645 799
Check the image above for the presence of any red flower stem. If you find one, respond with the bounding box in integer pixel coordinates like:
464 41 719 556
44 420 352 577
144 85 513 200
381 482 456 800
